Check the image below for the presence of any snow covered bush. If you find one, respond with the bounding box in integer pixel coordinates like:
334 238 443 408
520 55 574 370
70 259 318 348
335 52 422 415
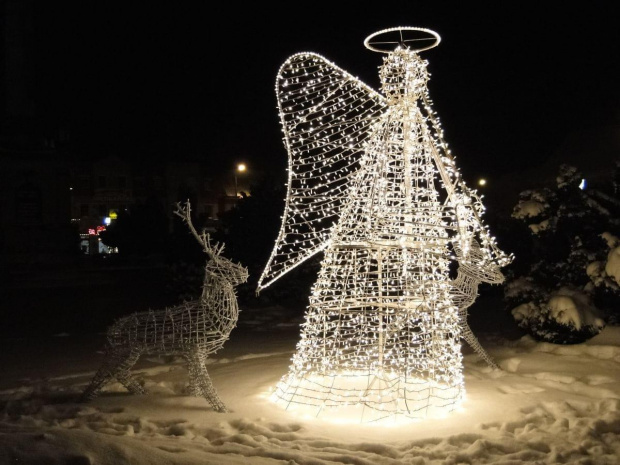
503 163 620 343
510 286 605 344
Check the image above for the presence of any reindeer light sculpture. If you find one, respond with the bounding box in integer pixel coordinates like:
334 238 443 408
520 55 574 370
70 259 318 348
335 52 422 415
81 201 248 412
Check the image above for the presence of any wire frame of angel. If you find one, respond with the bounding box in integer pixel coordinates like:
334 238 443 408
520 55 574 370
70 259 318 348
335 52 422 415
257 27 513 423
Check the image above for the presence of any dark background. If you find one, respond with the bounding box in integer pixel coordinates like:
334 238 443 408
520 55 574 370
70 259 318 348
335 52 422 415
2 2 619 339
23 3 620 184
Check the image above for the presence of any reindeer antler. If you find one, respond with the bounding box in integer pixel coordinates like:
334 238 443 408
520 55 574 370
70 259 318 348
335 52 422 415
173 200 222 258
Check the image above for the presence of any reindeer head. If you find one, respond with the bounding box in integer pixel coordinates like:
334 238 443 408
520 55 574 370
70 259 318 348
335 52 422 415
174 200 249 287
205 247 249 286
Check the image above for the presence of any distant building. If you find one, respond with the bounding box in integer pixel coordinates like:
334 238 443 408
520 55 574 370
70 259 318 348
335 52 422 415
69 155 250 255
0 149 75 268
0 0 257 267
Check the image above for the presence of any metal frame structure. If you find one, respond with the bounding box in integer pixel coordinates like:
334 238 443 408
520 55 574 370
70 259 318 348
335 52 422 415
81 201 248 412
259 27 512 422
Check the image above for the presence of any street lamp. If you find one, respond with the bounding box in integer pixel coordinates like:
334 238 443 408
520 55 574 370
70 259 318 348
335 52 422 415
234 163 246 198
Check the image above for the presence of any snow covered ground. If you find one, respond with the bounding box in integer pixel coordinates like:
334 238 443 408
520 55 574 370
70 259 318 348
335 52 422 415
1 304 619 465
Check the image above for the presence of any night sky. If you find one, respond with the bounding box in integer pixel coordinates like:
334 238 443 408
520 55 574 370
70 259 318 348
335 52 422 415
29 3 620 186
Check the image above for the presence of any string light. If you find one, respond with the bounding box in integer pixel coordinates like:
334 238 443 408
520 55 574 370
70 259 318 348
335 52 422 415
258 27 512 423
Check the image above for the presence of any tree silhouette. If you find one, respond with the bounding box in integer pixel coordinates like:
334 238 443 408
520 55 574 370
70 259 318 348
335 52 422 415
100 196 168 259
504 164 619 343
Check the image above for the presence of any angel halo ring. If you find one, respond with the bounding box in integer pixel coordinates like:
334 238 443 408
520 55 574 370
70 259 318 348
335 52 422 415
364 26 441 53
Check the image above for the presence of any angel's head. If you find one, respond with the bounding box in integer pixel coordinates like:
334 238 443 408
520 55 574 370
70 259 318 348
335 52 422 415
379 48 429 103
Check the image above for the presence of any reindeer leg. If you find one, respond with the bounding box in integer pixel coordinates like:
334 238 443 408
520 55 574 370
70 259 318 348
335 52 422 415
186 347 228 412
460 318 500 370
81 347 127 401
114 348 147 395
185 351 203 397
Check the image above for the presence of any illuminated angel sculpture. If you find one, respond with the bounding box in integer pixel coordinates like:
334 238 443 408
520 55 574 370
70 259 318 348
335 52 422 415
258 27 512 422
81 201 248 412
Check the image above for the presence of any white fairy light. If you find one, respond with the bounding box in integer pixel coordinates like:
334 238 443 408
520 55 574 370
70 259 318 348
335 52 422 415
258 27 512 423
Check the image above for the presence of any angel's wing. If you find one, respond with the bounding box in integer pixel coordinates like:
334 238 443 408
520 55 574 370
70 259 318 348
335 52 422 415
257 52 387 291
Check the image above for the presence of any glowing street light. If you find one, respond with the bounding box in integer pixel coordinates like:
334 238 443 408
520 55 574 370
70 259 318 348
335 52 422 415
234 163 247 198
478 178 487 187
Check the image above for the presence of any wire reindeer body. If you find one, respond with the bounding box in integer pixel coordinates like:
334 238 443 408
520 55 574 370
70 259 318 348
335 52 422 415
81 201 248 412
258 27 512 422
